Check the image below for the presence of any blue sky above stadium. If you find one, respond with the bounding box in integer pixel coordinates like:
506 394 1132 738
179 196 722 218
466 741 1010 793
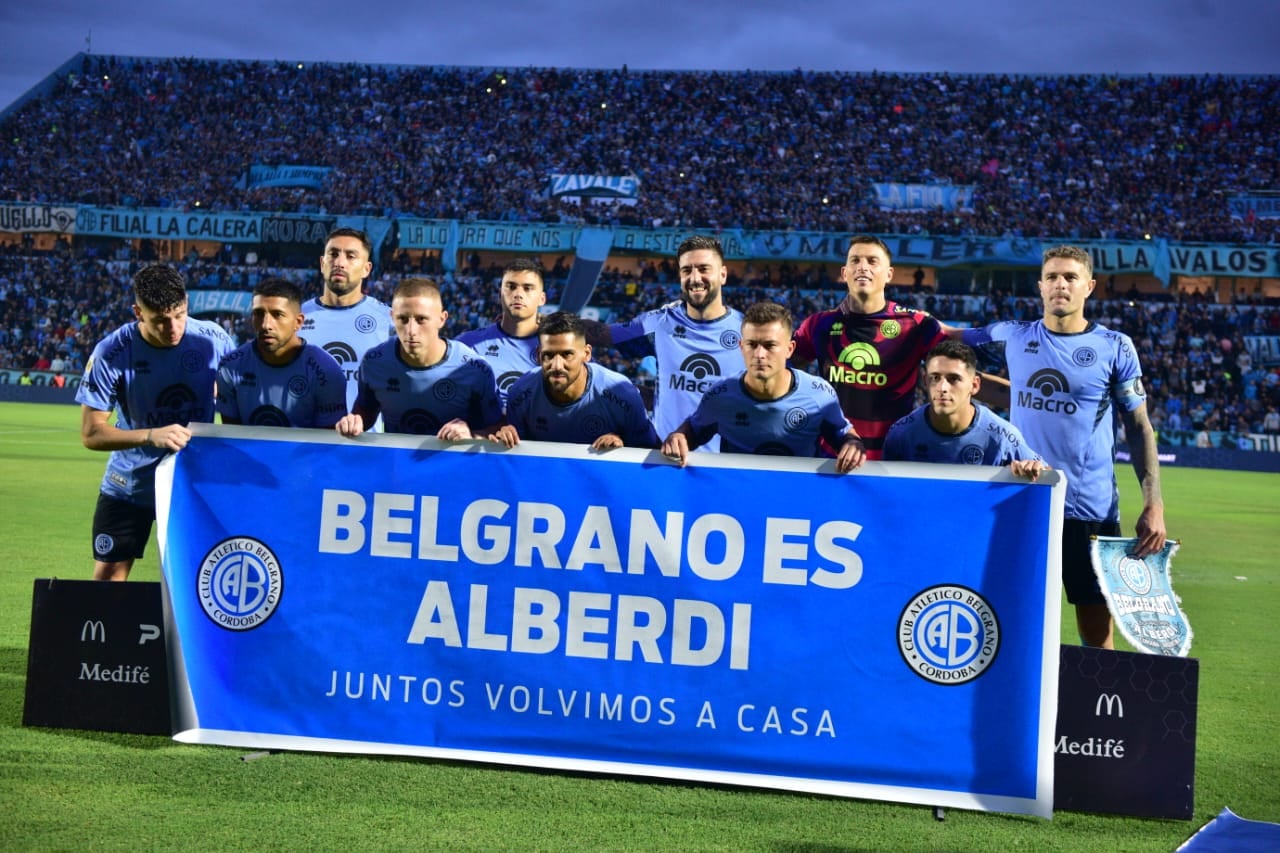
2 0 1278 109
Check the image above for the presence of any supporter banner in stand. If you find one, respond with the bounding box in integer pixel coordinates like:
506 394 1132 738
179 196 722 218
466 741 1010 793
740 232 1044 267
74 207 265 242
237 164 332 190
548 173 639 199
1227 194 1280 220
259 215 336 245
1244 336 1280 367
157 426 1064 817
548 174 640 204
9 202 1280 279
0 203 78 234
873 182 974 212
396 218 453 250
187 290 254 316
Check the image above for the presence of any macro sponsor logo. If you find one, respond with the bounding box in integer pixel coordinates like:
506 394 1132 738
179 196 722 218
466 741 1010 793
1017 368 1078 414
248 406 291 427
669 354 722 392
322 341 360 366
497 371 524 394
828 342 887 386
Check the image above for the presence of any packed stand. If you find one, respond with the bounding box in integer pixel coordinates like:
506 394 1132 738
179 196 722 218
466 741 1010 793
2 57 1278 243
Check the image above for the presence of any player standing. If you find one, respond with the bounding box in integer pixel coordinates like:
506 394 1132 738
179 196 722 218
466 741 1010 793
587 235 744 450
962 245 1165 647
791 235 952 461
302 227 393 417
77 265 235 580
457 258 546 409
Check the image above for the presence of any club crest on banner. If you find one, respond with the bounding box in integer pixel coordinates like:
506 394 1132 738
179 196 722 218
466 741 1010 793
1090 536 1191 656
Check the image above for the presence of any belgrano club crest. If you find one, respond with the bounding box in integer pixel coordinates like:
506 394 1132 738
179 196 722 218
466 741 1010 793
198 537 283 631
897 585 1000 685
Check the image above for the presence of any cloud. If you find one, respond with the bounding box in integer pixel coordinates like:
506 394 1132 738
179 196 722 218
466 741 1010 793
1 0 1277 110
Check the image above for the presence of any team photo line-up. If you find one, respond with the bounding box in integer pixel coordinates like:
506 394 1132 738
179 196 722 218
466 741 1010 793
77 228 1163 648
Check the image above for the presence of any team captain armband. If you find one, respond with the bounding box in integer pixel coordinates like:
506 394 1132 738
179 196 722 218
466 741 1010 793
1114 376 1147 411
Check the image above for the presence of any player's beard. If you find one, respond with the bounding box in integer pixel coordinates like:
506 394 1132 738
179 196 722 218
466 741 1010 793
326 274 360 298
682 281 719 311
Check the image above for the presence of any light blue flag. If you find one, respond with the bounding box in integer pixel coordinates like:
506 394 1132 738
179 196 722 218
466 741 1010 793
1090 536 1191 656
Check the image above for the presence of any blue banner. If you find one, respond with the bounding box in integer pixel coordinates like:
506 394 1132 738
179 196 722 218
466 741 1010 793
10 201 1280 280
1245 336 1280 367
259 215 336 245
157 427 1063 815
741 232 1044 267
1227 194 1280 220
75 207 265 242
451 221 581 253
873 183 974 212
549 174 640 200
396 218 454 250
187 290 254 315
239 165 332 190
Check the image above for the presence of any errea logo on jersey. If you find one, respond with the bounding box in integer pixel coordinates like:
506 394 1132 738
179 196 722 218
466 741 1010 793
827 342 888 387
1018 368 1079 414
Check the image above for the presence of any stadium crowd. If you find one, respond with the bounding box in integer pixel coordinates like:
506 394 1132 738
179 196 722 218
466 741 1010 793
3 249 1278 448
2 56 1278 243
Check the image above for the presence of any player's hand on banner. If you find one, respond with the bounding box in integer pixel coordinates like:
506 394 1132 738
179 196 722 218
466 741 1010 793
1009 459 1050 480
487 424 521 448
661 432 691 466
335 413 365 437
834 436 866 473
591 433 624 451
436 419 473 441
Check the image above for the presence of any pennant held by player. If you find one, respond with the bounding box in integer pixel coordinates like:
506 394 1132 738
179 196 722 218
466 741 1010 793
1090 536 1191 656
